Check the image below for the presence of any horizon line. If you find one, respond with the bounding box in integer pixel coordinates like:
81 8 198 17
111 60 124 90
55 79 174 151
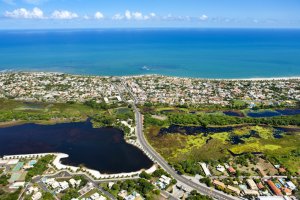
1 27 300 31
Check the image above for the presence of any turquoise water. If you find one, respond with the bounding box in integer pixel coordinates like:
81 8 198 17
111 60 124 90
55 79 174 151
0 28 299 78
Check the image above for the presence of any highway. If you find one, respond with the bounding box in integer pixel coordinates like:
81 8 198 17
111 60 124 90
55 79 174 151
121 82 239 199
133 105 240 200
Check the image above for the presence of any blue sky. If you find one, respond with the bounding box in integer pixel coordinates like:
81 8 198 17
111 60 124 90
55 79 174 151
0 0 299 29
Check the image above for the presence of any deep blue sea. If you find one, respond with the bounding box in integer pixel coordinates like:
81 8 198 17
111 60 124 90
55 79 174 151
0 28 299 78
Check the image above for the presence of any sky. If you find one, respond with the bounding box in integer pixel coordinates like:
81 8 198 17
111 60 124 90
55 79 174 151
0 0 299 29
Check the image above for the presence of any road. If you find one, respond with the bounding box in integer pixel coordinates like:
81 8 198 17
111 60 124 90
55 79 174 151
33 172 116 200
35 171 116 200
133 106 240 200
122 82 239 199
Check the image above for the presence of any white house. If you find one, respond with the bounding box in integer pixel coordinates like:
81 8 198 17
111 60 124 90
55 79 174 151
200 163 211 176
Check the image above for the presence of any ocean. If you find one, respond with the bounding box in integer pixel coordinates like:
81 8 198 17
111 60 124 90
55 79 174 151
0 28 299 78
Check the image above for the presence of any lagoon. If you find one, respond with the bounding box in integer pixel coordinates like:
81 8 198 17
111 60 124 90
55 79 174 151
0 120 153 174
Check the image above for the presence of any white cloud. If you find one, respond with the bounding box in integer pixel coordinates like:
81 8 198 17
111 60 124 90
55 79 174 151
199 14 208 21
94 11 104 19
113 10 155 20
51 10 79 19
125 10 131 20
132 12 144 20
4 7 44 19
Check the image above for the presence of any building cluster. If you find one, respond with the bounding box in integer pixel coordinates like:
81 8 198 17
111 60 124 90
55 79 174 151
199 160 298 199
0 73 299 106
42 177 107 200
124 75 300 106
0 157 37 190
0 72 129 103
43 177 81 194
212 177 297 198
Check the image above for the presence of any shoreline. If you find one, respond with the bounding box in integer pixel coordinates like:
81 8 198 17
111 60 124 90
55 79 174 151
0 118 86 128
0 153 157 179
1 70 300 81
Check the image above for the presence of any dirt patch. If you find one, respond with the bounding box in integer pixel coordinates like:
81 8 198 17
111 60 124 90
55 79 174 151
256 157 278 176
152 115 167 120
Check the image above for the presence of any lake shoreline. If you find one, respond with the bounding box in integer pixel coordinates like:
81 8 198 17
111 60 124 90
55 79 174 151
0 120 153 173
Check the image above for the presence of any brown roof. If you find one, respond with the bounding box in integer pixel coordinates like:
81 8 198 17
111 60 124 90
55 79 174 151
257 182 265 190
283 188 292 195
279 168 286 173
228 167 236 173
267 180 283 196
213 180 226 188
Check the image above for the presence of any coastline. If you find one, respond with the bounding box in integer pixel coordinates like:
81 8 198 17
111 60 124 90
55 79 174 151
1 70 300 81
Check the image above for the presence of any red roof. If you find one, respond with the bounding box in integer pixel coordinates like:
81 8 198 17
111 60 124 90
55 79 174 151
228 167 236 173
257 182 264 190
267 180 282 196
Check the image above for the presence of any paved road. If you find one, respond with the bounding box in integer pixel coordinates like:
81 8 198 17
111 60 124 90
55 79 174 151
40 172 116 200
134 107 240 200
122 82 239 199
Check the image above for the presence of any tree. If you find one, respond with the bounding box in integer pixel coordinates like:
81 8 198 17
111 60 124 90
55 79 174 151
43 192 55 200
111 183 120 191
61 189 79 200
187 190 213 200
0 175 10 186
139 171 151 180
152 169 169 177
25 155 54 181
200 177 212 187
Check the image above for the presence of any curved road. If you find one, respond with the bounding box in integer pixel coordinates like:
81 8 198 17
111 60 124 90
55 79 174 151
134 107 240 200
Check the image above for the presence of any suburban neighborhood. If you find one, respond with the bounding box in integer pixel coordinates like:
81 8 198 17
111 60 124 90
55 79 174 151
0 72 299 200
